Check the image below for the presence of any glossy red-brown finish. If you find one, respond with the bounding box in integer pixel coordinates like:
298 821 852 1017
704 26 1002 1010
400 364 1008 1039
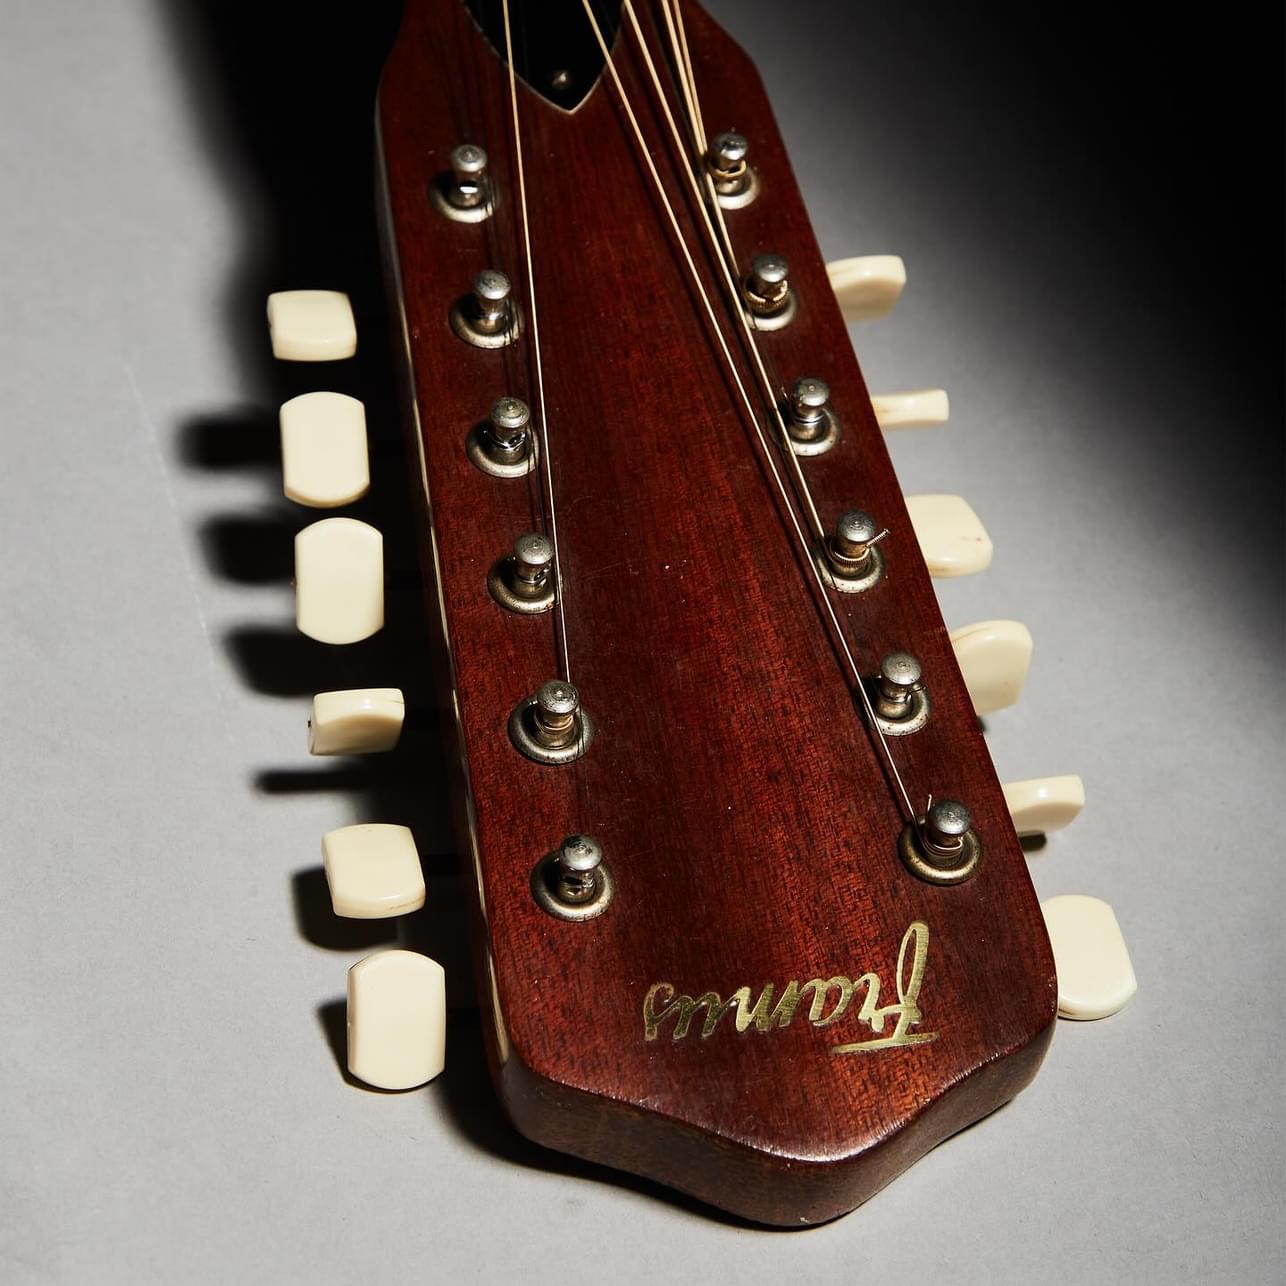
377 0 1056 1226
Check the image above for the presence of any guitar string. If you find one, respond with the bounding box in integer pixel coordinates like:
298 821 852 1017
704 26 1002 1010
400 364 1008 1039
501 0 572 686
664 0 705 157
581 0 918 825
639 0 827 549
650 1 920 824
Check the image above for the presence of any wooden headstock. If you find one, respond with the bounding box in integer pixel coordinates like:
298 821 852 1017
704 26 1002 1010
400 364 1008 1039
269 0 1093 1227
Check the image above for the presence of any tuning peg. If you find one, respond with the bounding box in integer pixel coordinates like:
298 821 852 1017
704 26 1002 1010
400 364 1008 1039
294 517 383 644
949 620 1032 715
872 389 950 430
1003 775 1085 836
322 823 425 919
906 494 993 577
1041 895 1136 1020
825 255 905 322
347 949 446 1089
266 290 357 361
309 688 404 755
279 392 370 508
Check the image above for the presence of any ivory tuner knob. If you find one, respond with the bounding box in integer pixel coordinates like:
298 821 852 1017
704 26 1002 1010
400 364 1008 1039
1041 895 1137 1020
309 688 404 755
825 254 906 322
949 620 1033 715
905 494 993 577
279 392 370 508
294 517 384 644
347 949 446 1090
266 290 357 361
322 823 425 919
872 389 950 430
1003 775 1086 836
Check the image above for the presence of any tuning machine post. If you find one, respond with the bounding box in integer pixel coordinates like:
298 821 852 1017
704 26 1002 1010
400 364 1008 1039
431 143 495 222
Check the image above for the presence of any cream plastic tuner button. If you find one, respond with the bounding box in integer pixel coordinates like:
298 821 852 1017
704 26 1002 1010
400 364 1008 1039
1041 895 1137 1020
949 619 1033 715
872 389 950 430
825 254 906 322
280 392 369 507
347 949 446 1090
1003 775 1085 836
309 688 404 755
906 494 993 577
323 823 425 919
295 517 383 644
266 290 357 361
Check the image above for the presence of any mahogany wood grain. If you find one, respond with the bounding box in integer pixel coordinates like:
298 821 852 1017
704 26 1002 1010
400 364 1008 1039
376 0 1056 1226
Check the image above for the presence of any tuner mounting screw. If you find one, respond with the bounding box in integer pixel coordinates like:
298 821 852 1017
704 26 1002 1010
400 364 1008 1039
531 834 615 921
786 376 841 456
706 131 758 208
451 268 520 348
489 531 556 614
820 509 885 594
431 143 495 223
869 650 930 735
745 253 796 329
899 799 983 885
509 679 594 765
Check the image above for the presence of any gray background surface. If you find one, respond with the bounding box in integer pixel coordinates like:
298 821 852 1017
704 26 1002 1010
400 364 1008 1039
1 2 1282 1283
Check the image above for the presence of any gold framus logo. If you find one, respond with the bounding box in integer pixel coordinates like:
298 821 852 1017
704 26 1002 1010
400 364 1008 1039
643 921 938 1054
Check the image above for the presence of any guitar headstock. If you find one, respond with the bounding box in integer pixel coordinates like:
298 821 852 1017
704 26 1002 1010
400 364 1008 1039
265 0 1134 1226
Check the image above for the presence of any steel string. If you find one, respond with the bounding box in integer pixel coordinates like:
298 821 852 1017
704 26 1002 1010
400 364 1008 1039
582 0 918 825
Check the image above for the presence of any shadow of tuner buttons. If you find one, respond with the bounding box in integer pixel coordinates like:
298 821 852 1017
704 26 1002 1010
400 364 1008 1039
294 517 384 644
